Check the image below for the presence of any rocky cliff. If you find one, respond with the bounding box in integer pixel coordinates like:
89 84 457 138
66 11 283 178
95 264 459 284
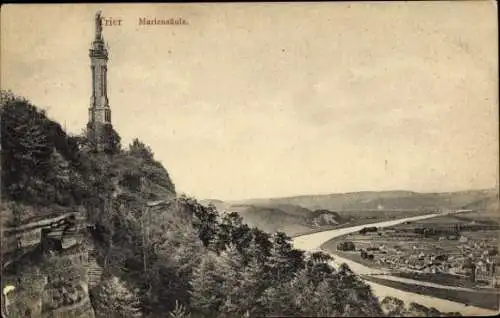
1 207 99 318
1 91 176 317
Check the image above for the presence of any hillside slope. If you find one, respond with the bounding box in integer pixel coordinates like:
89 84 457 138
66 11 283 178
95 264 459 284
203 190 498 237
204 189 498 237
1 91 464 318
201 200 348 236
1 91 176 317
230 189 497 212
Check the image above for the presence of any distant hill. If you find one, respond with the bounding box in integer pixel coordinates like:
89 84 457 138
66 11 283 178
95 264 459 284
202 189 498 236
199 200 348 236
229 189 498 212
462 191 499 212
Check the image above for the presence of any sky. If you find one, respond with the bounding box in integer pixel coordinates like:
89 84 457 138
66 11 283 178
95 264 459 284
2 2 498 201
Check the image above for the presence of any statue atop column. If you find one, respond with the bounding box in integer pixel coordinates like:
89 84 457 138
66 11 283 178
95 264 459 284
95 10 103 40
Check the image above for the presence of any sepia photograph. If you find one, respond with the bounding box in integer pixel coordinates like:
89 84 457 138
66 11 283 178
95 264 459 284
1 2 498 317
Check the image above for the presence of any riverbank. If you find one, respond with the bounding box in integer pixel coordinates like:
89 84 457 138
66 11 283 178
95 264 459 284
291 210 436 238
292 212 499 315
321 236 500 311
363 275 500 311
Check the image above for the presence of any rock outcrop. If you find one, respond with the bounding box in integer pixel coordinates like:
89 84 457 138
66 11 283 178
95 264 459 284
1 209 97 318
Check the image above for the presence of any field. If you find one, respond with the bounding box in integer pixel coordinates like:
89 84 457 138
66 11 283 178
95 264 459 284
393 271 484 289
363 275 500 311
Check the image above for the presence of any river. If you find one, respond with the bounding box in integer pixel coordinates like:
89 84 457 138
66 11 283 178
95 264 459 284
292 212 498 316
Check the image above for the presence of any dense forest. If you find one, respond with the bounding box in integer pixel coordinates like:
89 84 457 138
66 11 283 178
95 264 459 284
1 91 461 317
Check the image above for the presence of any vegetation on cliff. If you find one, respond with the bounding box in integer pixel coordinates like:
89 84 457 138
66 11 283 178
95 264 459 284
1 90 175 218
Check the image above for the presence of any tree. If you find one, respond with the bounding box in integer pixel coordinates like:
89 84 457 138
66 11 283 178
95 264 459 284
143 201 204 314
267 232 304 285
238 250 266 316
304 278 343 317
249 227 272 265
327 263 383 317
309 251 333 264
91 275 142 318
305 252 334 286
191 203 219 248
214 212 253 253
189 253 225 317
1 90 91 206
258 281 297 317
380 296 407 317
407 302 431 317
1 91 52 201
128 138 154 161
288 268 328 316
218 244 245 317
